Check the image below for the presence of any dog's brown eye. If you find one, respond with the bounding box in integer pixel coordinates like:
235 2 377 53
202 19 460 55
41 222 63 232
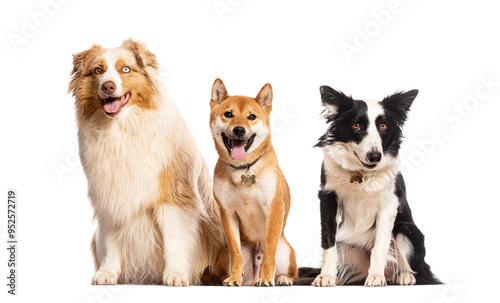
224 112 233 118
94 67 101 74
248 114 256 121
379 123 387 130
353 123 360 130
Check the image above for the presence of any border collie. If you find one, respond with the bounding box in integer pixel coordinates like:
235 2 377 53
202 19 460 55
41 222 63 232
312 86 441 286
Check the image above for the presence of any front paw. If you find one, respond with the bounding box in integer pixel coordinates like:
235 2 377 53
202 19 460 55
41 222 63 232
397 272 416 286
276 275 293 286
92 270 118 285
163 271 189 286
255 277 274 287
365 274 387 287
223 274 243 286
313 274 336 287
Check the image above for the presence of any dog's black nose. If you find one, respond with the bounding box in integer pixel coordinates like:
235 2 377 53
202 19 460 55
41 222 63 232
233 126 246 137
367 151 382 163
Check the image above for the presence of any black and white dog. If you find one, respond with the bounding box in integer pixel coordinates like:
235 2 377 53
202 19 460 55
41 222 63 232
312 86 440 287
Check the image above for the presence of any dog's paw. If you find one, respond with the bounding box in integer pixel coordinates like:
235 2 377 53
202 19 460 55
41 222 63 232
365 274 387 287
255 277 274 287
276 275 293 286
223 275 243 287
92 270 118 285
163 272 189 286
396 272 416 286
312 274 336 287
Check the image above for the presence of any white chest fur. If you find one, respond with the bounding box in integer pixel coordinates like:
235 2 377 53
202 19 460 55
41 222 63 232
214 162 277 243
322 154 399 249
78 105 175 223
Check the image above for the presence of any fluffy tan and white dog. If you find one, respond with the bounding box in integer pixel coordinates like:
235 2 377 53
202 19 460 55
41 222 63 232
209 79 298 286
68 39 224 286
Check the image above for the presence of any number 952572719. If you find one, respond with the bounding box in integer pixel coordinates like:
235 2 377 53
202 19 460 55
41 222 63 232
7 190 16 240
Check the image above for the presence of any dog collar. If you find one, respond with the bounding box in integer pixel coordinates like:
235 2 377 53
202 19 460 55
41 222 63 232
228 157 261 170
229 158 261 185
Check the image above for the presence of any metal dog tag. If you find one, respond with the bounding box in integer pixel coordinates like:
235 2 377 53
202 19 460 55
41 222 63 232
241 164 256 185
241 174 256 185
350 171 363 184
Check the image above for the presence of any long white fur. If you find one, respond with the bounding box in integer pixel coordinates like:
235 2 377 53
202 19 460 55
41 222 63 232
157 204 200 286
78 44 222 285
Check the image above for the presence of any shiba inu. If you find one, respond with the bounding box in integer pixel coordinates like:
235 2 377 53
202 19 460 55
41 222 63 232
209 78 298 286
68 39 224 285
312 86 440 286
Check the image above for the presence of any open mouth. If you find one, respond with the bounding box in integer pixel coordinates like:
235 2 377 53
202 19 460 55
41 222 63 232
354 152 377 169
100 92 131 117
221 133 256 160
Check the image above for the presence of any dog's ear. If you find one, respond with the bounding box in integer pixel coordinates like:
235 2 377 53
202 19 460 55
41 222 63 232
122 39 158 70
255 83 273 114
380 89 418 126
71 44 103 75
211 78 229 109
319 85 353 115
69 44 103 95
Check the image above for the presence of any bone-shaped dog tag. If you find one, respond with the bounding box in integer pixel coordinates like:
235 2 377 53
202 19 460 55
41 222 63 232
241 174 256 185
350 171 363 184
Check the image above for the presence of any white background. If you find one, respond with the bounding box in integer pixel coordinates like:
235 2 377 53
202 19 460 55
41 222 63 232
1 0 499 302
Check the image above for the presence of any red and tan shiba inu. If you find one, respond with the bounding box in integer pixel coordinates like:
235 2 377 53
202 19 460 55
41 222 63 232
209 78 298 286
68 39 224 286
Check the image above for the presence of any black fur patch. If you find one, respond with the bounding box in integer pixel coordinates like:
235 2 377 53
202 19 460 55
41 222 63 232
377 90 418 156
315 86 369 148
319 163 339 250
392 173 442 284
380 90 418 127
316 86 419 158
319 189 338 250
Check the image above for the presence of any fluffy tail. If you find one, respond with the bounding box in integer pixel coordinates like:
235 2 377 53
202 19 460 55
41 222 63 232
293 267 321 285
294 266 442 286
393 222 442 285
200 267 223 286
414 262 442 285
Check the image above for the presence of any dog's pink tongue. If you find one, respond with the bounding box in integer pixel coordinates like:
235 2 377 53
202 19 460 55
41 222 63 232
103 98 121 114
231 140 246 160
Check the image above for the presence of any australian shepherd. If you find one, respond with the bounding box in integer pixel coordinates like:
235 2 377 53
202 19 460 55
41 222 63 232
311 86 441 286
208 79 298 286
68 39 224 286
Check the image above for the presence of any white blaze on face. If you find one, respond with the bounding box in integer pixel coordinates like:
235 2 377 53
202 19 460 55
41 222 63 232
97 48 124 99
357 99 384 162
